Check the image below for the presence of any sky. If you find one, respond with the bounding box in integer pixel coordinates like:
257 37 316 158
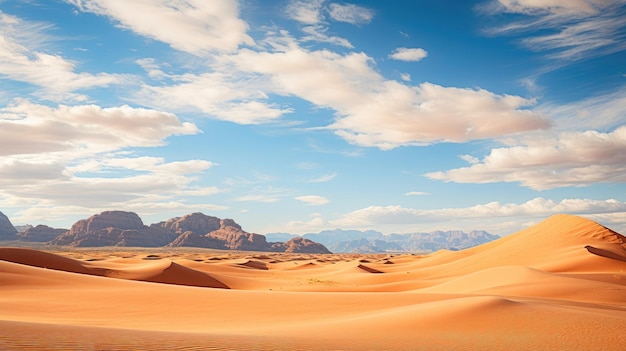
1 0 625 236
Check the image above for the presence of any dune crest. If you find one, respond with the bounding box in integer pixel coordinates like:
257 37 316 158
1 214 625 350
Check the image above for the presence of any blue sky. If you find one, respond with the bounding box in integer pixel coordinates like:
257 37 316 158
1 0 625 235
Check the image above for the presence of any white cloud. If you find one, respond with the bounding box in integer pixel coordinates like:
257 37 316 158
0 100 200 157
495 0 611 15
279 213 329 234
0 157 220 221
330 82 549 149
484 0 626 62
226 39 549 148
306 172 337 183
67 0 254 55
328 3 375 25
286 0 325 25
426 126 626 190
329 197 626 234
405 191 429 196
300 25 354 48
389 47 428 62
234 186 291 203
0 11 123 101
538 86 626 131
135 67 292 124
295 195 329 205
68 156 214 176
0 100 218 225
286 1 369 47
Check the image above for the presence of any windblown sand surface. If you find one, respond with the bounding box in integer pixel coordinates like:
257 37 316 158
1 214 625 350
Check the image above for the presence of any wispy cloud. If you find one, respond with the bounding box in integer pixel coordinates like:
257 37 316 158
306 172 337 183
286 0 325 25
482 0 626 63
328 3 374 25
0 11 123 102
295 195 329 205
234 186 291 203
405 191 429 196
286 0 373 48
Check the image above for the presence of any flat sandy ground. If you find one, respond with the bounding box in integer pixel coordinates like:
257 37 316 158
1 214 625 350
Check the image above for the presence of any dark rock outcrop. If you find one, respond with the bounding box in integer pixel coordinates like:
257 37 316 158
153 212 223 236
41 211 330 253
162 212 331 253
17 225 67 242
0 211 18 240
271 237 332 254
50 211 175 247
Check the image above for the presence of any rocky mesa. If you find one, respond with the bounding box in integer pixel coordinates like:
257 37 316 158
158 212 330 253
38 211 331 254
0 211 18 240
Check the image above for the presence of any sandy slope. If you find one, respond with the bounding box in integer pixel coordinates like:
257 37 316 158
1 214 625 350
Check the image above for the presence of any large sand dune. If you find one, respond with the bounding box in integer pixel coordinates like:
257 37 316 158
1 214 625 350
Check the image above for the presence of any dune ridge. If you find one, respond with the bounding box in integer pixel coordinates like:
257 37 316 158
1 214 625 350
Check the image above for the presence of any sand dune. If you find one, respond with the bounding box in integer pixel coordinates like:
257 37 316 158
1 214 625 350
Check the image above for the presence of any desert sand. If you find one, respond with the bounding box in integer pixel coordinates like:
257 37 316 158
1 214 625 350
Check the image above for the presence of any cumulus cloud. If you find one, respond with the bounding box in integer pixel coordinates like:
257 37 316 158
295 195 329 205
0 100 199 157
426 126 626 190
67 0 254 55
0 155 220 224
225 38 549 148
330 82 549 149
328 3 375 24
0 99 218 225
389 47 428 62
329 197 626 233
274 197 626 234
0 11 122 101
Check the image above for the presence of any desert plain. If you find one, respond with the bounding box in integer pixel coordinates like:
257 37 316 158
1 214 625 350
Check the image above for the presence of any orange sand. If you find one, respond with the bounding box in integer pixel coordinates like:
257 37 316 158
1 214 625 350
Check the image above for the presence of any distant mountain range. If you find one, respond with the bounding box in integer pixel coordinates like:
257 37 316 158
1 210 499 254
0 211 330 254
265 228 500 253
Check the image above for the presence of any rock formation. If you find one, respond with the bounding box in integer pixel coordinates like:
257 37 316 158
161 213 331 253
32 211 331 253
17 225 67 242
51 211 175 247
153 212 222 235
0 211 18 240
271 236 332 253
